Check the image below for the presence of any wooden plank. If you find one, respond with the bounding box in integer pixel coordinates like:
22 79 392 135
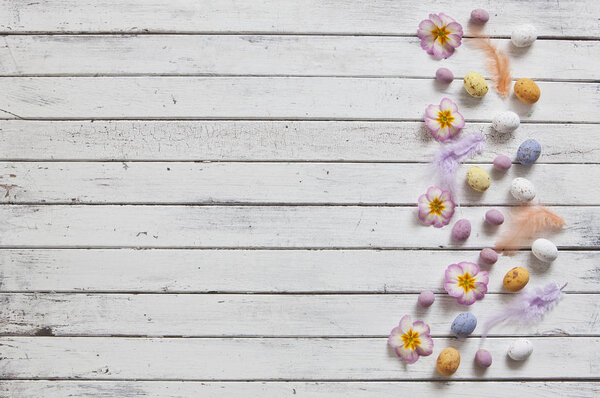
0 1 597 37
0 249 597 293
0 205 594 249
1 163 598 205
1 293 595 337
0 337 597 380
0 121 597 163
0 78 598 122
1 36 598 80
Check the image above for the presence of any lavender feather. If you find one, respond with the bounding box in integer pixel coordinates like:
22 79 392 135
431 132 485 199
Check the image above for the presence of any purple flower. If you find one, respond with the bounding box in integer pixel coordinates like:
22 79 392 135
444 262 489 305
418 186 455 228
417 13 463 59
424 98 466 142
388 315 434 364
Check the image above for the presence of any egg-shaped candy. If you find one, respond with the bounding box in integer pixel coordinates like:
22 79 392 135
511 25 537 47
418 290 435 307
480 248 498 265
466 166 490 192
451 312 477 338
475 349 492 368
503 267 530 292
485 209 504 226
514 78 540 104
516 139 541 165
492 111 520 134
437 347 460 376
470 9 489 24
451 219 471 241
436 68 454 84
532 238 558 262
507 339 533 360
510 177 536 202
464 72 488 98
493 155 512 172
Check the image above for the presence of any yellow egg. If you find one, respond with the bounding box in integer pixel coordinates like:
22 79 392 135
463 72 488 98
437 347 460 376
503 267 530 292
466 166 490 192
514 78 540 104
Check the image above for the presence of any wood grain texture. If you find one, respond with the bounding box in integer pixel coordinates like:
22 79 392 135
0 77 599 121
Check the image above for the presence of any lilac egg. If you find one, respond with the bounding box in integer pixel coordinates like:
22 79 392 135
479 248 498 265
493 155 512 171
485 209 504 226
475 349 493 368
470 9 490 24
436 68 454 84
418 290 435 307
451 219 471 241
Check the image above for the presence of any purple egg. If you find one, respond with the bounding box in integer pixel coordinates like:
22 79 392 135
436 68 454 84
451 219 471 241
470 9 490 24
493 155 512 171
485 209 504 226
418 290 435 307
479 248 498 265
475 349 493 368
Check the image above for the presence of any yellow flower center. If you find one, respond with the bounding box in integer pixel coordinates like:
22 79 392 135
432 25 450 45
401 329 421 350
457 272 476 293
429 197 445 215
436 110 455 129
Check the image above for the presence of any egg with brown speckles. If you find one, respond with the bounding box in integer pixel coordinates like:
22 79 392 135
514 78 540 104
437 347 461 376
466 166 490 192
510 177 536 202
464 72 488 98
503 267 530 292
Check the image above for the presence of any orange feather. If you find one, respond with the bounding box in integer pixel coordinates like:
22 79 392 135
471 37 512 98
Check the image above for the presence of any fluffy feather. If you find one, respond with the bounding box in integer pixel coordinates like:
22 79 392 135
431 132 485 199
481 282 566 341
495 206 566 254
471 37 511 98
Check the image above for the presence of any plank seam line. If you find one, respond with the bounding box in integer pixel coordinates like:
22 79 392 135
0 377 598 382
0 160 597 165
0 291 591 295
0 203 596 207
0 246 595 251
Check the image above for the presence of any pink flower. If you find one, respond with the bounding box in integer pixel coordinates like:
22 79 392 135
418 186 455 228
444 262 489 305
424 98 466 142
417 13 463 59
388 315 434 364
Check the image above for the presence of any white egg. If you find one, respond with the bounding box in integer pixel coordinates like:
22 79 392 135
507 339 533 360
492 111 520 133
510 177 536 202
511 25 537 47
532 238 558 262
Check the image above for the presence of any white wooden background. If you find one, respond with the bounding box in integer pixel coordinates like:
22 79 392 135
0 0 599 396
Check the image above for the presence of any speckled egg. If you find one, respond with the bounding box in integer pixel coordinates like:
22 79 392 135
418 290 435 307
492 111 520 134
532 238 558 262
464 72 488 98
470 9 489 24
480 248 498 265
466 166 490 192
493 155 512 172
510 177 536 202
451 219 471 241
485 209 504 226
436 68 454 84
503 267 530 292
514 78 540 104
507 339 533 360
511 25 537 47
516 139 541 165
475 349 493 368
437 347 461 376
451 312 477 338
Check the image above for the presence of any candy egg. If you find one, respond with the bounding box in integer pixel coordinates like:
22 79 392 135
451 312 477 338
516 139 541 165
451 219 471 241
511 25 537 47
470 9 489 24
437 347 460 376
492 111 520 134
508 339 533 360
485 209 504 226
510 177 536 202
532 238 558 262
466 166 490 192
418 290 435 307
503 267 530 292
493 155 512 172
475 349 492 368
514 78 540 104
480 248 498 265
436 68 454 84
464 72 488 98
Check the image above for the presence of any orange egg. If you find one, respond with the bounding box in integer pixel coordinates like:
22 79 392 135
514 78 540 104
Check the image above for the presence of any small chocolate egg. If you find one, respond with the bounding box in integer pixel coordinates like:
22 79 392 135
451 312 477 338
470 9 489 24
516 139 541 165
418 290 435 307
510 177 536 202
503 267 530 292
475 349 492 368
511 25 537 47
514 78 540 104
532 238 558 262
492 111 520 134
485 209 504 226
437 347 460 376
466 166 490 192
480 248 498 265
451 219 471 241
436 68 454 84
493 155 512 172
464 72 488 98
508 339 533 360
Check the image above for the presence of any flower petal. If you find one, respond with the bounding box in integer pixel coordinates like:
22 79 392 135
417 19 436 36
423 212 444 227
412 321 430 336
452 111 466 129
457 289 477 305
433 125 451 141
439 98 458 113
396 345 420 364
388 326 404 349
415 335 434 356
459 262 480 277
445 263 463 282
473 282 488 300
426 186 443 201
473 269 489 285
431 40 455 59
438 13 457 26
444 280 464 297
445 22 463 37
425 117 442 133
429 14 443 27
425 104 441 119
399 315 413 334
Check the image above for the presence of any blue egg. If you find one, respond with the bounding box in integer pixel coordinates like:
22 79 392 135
516 139 541 165
451 312 477 338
